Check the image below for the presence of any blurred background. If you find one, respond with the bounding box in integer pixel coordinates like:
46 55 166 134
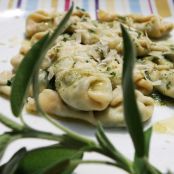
0 0 174 19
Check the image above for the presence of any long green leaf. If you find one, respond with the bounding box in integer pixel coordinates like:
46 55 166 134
10 2 73 118
41 2 74 57
32 3 74 114
134 156 146 174
15 145 83 174
30 2 94 148
121 25 145 157
10 34 49 117
45 160 71 174
1 148 27 174
144 127 152 157
133 127 153 174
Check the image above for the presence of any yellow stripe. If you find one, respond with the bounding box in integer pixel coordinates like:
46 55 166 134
106 0 115 13
51 0 58 10
154 0 172 17
8 0 14 9
121 0 128 13
40 0 46 9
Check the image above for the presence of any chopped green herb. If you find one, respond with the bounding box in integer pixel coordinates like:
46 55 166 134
47 75 56 90
88 29 96 33
151 91 174 105
76 6 86 12
144 71 151 80
117 16 126 23
7 76 15 86
110 72 116 76
106 67 111 71
81 17 88 22
137 32 142 38
151 57 160 64
166 81 171 90
96 47 105 60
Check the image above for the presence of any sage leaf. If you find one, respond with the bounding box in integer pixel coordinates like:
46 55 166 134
15 145 83 174
30 3 93 148
44 159 70 174
44 159 81 174
45 159 84 174
30 3 93 149
32 3 74 114
0 165 4 173
1 148 27 174
0 113 23 131
96 123 133 173
144 127 152 157
10 34 49 117
121 24 145 157
134 157 147 174
133 127 153 174
163 52 174 62
41 2 74 56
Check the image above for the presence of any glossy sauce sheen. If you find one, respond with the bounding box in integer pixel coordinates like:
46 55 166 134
154 116 174 134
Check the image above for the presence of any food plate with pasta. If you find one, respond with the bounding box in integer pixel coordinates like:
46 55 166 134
0 7 174 174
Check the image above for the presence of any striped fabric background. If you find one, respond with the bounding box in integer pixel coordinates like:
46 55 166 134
0 0 174 19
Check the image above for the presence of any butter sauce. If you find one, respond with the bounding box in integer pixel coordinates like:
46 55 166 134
153 116 174 134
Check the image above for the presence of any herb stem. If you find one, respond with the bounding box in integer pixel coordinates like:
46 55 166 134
19 114 31 130
144 158 162 174
7 128 63 142
93 147 134 173
40 111 96 146
0 113 23 131
81 145 134 174
19 114 61 141
112 153 133 173
21 129 63 142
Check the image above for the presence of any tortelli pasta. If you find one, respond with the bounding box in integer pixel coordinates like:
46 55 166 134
0 8 174 127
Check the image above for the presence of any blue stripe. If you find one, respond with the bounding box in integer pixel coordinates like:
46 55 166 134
82 0 89 11
26 0 38 12
129 0 141 13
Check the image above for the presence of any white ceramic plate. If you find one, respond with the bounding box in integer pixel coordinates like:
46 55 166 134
0 9 174 174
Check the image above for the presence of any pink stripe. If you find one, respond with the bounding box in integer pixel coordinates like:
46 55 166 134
147 0 153 14
65 0 70 11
